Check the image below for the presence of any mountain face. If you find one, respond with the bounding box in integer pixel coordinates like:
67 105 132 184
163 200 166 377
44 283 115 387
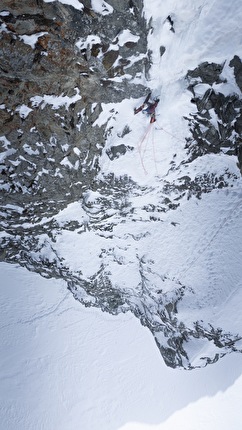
0 0 147 215
1 0 242 369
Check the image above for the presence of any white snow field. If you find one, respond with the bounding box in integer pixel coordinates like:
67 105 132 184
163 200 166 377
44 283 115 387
1 262 242 430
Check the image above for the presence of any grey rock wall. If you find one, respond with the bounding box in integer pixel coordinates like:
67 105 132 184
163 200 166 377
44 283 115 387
185 59 242 172
0 0 148 219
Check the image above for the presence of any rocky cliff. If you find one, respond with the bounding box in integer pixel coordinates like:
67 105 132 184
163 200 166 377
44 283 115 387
1 0 242 369
0 0 147 216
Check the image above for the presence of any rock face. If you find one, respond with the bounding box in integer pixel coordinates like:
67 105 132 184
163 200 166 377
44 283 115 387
0 0 147 218
185 60 242 170
1 1 242 369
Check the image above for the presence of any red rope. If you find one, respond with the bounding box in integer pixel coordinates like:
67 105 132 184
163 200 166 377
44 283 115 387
152 126 158 175
138 123 152 151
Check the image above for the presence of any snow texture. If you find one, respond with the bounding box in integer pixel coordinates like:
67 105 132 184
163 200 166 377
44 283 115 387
91 0 113 15
19 32 48 49
1 262 242 430
44 0 84 11
39 0 242 369
15 104 33 119
30 88 81 110
1 0 242 426
1 0 241 369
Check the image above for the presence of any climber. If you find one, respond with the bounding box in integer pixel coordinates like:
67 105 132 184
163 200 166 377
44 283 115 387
143 98 160 123
134 93 160 123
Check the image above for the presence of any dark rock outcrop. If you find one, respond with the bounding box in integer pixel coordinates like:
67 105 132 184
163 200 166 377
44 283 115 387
185 60 242 171
230 55 242 92
0 0 148 218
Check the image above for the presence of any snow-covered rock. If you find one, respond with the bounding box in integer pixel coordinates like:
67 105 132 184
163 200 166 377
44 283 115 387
1 0 242 368
1 262 242 430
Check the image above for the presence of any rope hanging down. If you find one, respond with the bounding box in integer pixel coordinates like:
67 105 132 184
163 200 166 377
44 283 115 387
136 119 185 174
137 123 153 174
155 121 185 144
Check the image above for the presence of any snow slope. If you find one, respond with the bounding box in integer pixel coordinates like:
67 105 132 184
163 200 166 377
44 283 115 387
52 172 242 368
73 0 242 366
51 0 242 364
1 262 242 430
1 1 242 428
1 0 240 368
99 0 242 183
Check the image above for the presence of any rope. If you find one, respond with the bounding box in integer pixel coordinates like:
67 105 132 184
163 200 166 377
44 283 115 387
142 124 151 157
152 126 158 175
137 123 153 174
155 120 185 144
137 123 152 151
136 121 165 176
